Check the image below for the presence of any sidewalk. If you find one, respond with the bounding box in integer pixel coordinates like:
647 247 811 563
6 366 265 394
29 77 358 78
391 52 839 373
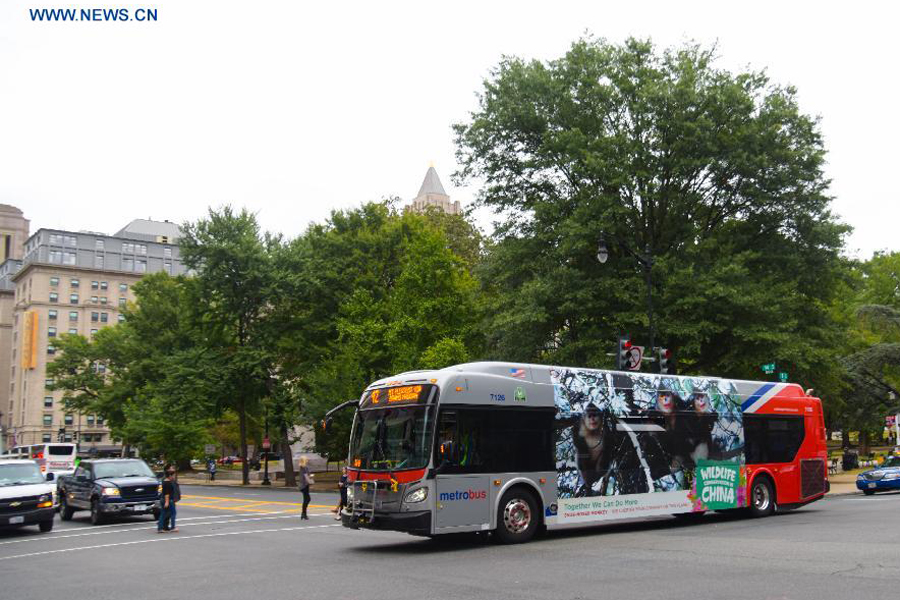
827 469 863 496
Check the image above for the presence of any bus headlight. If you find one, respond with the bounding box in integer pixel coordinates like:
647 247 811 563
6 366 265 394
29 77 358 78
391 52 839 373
346 487 354 502
404 487 428 503
101 487 121 496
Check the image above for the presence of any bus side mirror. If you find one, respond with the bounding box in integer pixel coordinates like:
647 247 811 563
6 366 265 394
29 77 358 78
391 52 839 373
45 472 55 482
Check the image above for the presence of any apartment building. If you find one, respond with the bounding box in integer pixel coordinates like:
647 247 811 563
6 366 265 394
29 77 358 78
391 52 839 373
5 218 186 453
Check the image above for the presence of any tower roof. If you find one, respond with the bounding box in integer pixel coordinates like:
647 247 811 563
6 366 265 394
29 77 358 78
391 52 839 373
416 166 448 198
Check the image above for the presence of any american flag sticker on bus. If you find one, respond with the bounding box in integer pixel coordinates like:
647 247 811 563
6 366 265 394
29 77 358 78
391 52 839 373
509 368 526 379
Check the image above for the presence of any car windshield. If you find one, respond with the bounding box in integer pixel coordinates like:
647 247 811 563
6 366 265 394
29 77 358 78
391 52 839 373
349 406 435 470
0 462 45 486
883 457 900 468
93 460 155 479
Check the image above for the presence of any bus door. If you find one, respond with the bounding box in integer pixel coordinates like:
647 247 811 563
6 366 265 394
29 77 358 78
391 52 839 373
433 409 491 532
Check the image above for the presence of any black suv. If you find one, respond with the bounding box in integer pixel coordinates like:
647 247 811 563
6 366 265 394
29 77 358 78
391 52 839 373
58 459 161 525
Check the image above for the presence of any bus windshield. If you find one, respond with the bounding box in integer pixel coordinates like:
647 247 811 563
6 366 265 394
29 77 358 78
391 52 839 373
349 406 435 471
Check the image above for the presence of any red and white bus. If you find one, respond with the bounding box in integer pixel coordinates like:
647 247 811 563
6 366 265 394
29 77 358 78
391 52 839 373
1 443 78 477
333 362 828 543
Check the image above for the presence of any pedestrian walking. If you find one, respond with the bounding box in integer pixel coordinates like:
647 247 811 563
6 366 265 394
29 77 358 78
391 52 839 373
298 456 313 520
332 466 348 520
207 458 217 482
158 465 180 533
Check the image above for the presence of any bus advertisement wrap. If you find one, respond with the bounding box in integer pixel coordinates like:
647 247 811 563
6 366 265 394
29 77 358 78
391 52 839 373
552 368 745 523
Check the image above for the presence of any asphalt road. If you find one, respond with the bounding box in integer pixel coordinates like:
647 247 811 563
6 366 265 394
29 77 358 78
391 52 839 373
1 485 897 600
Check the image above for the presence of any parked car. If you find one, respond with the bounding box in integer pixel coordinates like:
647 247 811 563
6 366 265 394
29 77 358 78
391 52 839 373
856 456 900 495
0 459 56 532
58 459 161 524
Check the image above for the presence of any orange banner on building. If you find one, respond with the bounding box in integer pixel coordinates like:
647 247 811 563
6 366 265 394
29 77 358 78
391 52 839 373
21 310 38 369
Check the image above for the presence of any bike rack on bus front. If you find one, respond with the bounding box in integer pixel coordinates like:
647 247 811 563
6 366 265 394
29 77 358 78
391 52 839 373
348 479 378 527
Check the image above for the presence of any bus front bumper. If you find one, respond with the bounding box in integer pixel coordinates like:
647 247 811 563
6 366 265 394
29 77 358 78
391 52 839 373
342 509 431 536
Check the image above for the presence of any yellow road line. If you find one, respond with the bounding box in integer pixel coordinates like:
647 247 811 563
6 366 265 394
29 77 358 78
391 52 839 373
181 494 332 508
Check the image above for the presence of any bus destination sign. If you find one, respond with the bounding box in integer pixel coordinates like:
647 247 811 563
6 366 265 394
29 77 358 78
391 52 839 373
362 384 432 408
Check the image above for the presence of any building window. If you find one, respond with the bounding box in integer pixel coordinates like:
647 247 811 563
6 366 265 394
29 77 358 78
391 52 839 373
49 250 62 263
44 396 53 408
70 278 79 288
48 309 57 320
138 244 147 255
64 414 74 425
91 312 99 322
122 242 134 254
164 247 172 258
92 281 99 289
123 257 133 271
87 415 95 426
97 416 104 425
63 433 72 442
48 327 56 337
63 252 76 265
69 311 78 322
43 415 52 426
100 313 108 323
164 261 172 274
119 283 128 292
42 434 51 443
119 297 126 308
94 254 104 269
50 277 59 286
117 314 125 323
45 378 54 388
49 292 58 303
95 239 104 250
47 345 56 355
70 293 78 304
91 296 98 304
136 259 147 273
68 328 77 335
90 328 98 336
100 281 108 290
100 296 107 305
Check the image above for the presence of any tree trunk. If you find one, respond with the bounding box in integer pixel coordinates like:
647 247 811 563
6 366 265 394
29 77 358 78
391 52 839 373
280 425 296 487
841 427 850 449
861 430 870 456
239 399 250 485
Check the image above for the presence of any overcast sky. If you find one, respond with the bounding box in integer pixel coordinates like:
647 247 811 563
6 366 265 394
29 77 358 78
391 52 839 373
1 1 897 259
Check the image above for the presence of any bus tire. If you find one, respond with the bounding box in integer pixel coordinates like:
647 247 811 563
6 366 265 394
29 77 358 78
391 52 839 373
60 494 74 521
495 487 539 544
749 476 775 518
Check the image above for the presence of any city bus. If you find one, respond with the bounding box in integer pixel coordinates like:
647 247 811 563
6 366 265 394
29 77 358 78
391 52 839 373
0 443 77 477
333 362 828 543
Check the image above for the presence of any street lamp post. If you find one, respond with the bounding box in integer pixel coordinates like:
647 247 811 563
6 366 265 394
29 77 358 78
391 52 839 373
598 234 657 367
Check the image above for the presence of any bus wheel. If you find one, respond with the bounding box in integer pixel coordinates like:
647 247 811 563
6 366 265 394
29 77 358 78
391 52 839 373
749 477 775 518
495 488 538 544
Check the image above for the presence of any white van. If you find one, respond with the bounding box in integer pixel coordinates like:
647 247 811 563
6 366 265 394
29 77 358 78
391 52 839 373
0 459 57 532
2 443 77 477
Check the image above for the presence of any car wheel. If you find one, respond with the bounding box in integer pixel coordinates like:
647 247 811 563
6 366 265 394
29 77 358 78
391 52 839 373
863 489 876 496
39 520 54 533
749 476 775 517
90 498 105 525
494 487 539 544
60 494 74 521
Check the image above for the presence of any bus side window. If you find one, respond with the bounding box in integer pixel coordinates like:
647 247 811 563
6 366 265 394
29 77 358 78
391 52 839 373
744 415 805 464
436 410 459 469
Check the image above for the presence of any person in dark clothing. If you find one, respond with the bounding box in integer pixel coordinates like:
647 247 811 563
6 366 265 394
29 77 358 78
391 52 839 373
572 404 614 496
158 466 180 533
333 466 348 520
207 458 217 482
298 456 312 520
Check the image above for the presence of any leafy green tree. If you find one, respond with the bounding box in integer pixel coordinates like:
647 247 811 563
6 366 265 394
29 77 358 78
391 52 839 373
454 36 849 401
180 207 277 484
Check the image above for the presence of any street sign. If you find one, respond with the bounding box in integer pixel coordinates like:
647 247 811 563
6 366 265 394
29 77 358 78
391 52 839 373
778 372 789 382
262 437 271 450
761 362 776 374
204 444 216 454
626 346 644 370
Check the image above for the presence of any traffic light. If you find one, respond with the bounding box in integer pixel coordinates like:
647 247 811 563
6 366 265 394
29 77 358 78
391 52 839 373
57 427 66 443
658 347 673 374
616 335 632 370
